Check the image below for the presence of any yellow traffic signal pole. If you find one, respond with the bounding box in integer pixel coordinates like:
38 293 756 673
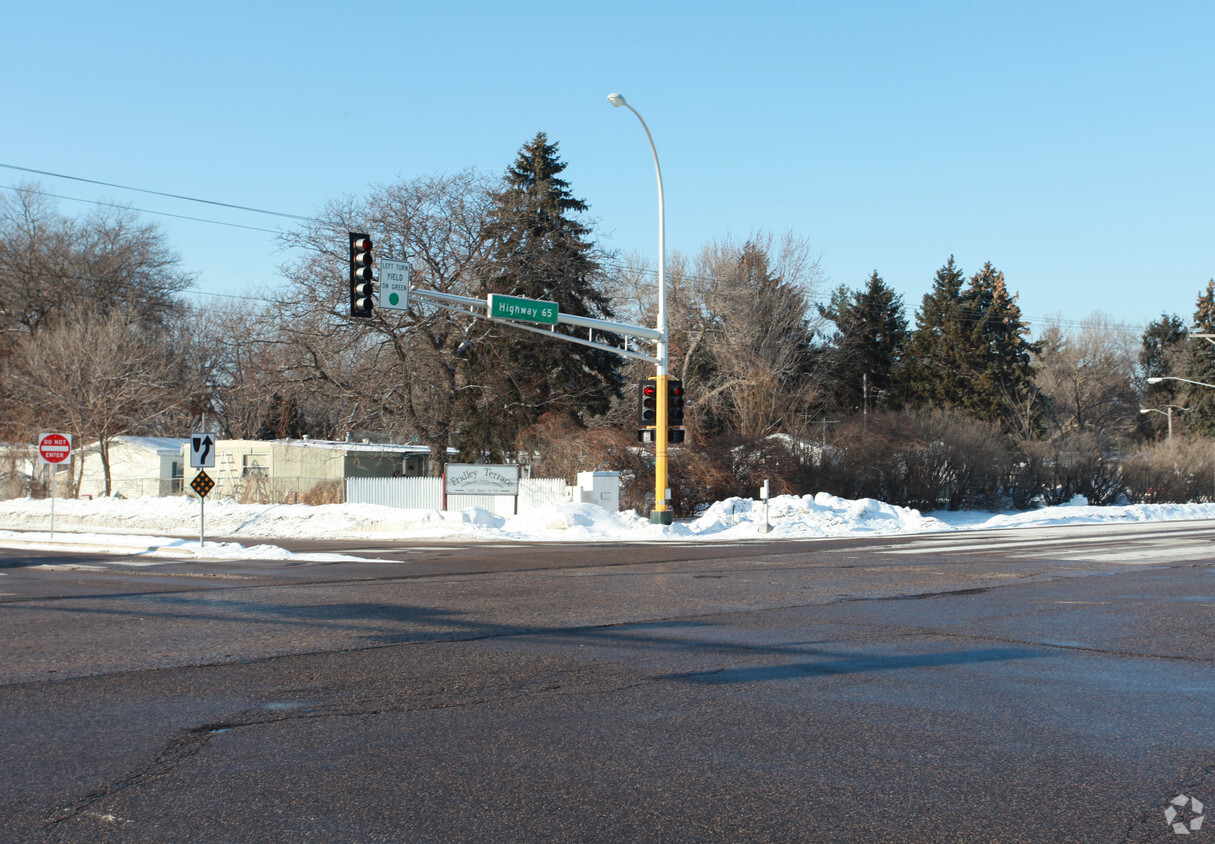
609 93 673 525
654 372 670 522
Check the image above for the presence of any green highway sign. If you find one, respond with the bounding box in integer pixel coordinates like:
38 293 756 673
487 293 558 325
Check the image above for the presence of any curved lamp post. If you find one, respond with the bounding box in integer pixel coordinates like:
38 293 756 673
1147 376 1215 494
1139 406 1184 443
1146 376 1215 390
608 92 672 524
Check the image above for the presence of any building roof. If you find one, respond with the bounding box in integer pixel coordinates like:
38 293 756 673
81 436 191 454
224 438 447 455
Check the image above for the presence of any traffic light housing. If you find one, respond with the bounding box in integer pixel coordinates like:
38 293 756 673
349 232 375 318
638 381 657 426
667 379 685 426
638 427 684 444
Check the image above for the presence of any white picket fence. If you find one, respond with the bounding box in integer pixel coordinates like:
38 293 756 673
346 476 571 517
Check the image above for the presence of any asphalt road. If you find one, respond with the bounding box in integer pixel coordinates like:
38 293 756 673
1 521 1213 842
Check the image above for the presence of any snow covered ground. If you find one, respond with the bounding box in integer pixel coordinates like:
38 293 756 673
3 492 1215 563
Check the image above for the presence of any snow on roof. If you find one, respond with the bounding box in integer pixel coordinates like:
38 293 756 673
249 438 446 455
81 436 191 454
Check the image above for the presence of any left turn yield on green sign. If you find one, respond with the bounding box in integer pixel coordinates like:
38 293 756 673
380 259 411 311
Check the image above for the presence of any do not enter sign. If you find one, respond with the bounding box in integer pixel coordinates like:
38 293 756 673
38 433 72 465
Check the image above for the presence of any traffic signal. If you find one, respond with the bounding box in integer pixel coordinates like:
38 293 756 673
667 379 685 426
668 427 685 444
349 232 375 318
638 381 657 426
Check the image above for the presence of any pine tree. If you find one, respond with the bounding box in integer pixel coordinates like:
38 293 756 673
963 262 1037 429
902 256 971 408
1141 313 1187 378
1140 312 1187 416
903 257 1036 433
456 133 622 460
1184 281 1215 436
255 393 306 440
819 271 907 414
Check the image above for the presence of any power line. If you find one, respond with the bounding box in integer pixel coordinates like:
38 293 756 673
0 162 318 223
0 162 1167 333
0 184 284 234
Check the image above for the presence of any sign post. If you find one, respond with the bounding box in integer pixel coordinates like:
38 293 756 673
188 435 216 548
190 470 215 547
759 479 771 534
38 433 72 539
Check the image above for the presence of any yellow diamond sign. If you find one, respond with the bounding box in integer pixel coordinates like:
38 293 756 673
190 470 215 498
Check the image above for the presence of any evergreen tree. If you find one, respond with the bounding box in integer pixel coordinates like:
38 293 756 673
456 133 622 459
1140 312 1187 416
902 256 971 409
963 262 1037 429
903 257 1036 433
255 393 307 440
819 271 907 414
1184 281 1215 436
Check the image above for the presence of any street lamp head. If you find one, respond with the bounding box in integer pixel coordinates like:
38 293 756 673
1146 377 1164 384
607 92 627 108
1139 408 1150 415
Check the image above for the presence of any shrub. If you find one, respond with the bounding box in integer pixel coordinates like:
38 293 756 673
1020 433 1125 506
303 480 344 506
817 410 1014 511
1122 440 1215 503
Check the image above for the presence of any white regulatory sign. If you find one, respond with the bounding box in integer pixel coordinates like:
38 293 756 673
380 259 411 311
190 433 216 468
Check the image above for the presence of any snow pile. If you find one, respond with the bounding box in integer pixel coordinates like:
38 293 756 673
681 492 947 539
2 492 1215 562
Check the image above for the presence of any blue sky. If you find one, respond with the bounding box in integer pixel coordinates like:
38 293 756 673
4 1 1212 334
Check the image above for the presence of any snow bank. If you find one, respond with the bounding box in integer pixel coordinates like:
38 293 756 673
3 492 1215 562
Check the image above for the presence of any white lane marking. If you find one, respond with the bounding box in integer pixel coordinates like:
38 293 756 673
883 535 1214 565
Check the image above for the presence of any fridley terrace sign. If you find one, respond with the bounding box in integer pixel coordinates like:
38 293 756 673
444 464 521 496
487 293 558 325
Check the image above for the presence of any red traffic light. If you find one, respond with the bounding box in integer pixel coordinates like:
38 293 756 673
638 381 658 425
668 379 685 425
351 237 373 253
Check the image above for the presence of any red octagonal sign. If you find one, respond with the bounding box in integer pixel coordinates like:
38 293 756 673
38 433 72 465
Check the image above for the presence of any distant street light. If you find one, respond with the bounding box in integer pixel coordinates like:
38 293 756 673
1147 376 1215 497
1139 405 1184 443
1147 375 1215 389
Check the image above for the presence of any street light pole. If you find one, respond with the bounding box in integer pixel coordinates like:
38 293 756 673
608 92 672 524
1139 406 1179 443
1146 376 1215 390
1147 376 1215 497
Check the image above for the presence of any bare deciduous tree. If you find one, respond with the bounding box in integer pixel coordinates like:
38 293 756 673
0 184 194 335
667 232 827 439
1034 313 1140 439
276 170 497 468
6 309 200 494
